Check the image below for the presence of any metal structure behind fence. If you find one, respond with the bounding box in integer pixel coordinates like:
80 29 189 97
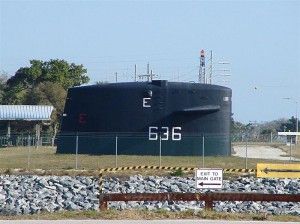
0 134 54 147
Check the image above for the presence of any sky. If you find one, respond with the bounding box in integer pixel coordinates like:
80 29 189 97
0 1 299 123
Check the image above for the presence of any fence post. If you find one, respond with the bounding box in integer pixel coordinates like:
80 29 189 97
115 134 118 168
27 134 31 170
290 137 292 162
27 134 31 147
99 194 108 210
35 124 41 149
75 132 79 169
51 136 55 147
202 134 205 168
270 132 273 143
205 199 213 210
245 136 248 169
159 134 162 167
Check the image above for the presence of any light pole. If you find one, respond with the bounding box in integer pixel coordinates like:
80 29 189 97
283 98 298 145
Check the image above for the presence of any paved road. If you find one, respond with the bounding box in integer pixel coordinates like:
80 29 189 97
233 145 300 161
0 220 297 224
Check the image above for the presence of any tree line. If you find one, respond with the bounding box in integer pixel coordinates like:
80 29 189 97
232 117 299 140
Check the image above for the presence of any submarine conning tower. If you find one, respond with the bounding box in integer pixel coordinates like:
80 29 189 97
57 80 232 156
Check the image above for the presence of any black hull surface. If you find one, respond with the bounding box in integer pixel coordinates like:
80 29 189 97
57 80 232 156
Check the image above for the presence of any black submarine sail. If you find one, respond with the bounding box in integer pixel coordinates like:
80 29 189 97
57 51 232 156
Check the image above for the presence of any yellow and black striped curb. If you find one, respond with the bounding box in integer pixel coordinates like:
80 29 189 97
98 166 256 173
98 166 256 193
224 168 256 173
99 166 195 173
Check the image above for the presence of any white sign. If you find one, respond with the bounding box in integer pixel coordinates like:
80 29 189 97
195 168 223 189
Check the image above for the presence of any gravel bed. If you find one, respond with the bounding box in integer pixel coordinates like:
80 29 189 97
0 175 299 215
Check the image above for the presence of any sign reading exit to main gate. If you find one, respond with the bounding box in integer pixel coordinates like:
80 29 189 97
196 168 223 189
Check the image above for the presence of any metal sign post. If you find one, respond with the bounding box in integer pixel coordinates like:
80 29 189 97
202 135 205 168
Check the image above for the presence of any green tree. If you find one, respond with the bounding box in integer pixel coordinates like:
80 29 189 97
260 128 273 135
25 82 67 123
4 59 89 103
231 118 248 135
0 72 8 103
2 59 90 133
279 116 299 132
7 59 89 89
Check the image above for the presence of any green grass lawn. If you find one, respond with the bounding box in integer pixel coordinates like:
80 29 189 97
0 146 287 171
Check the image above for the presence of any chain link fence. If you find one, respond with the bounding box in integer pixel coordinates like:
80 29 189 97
0 132 297 171
231 133 287 143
